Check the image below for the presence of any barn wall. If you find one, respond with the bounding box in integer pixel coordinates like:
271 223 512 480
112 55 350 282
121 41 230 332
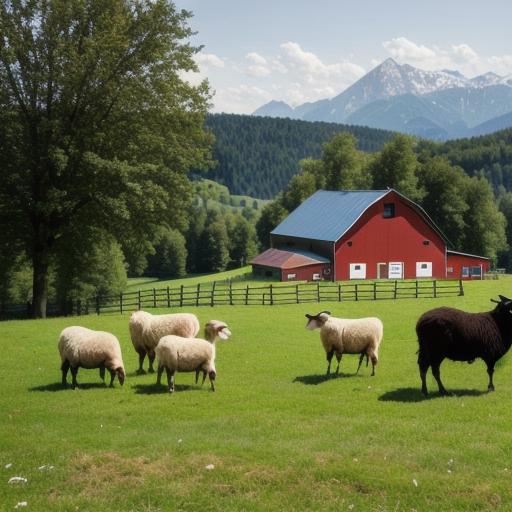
334 192 447 280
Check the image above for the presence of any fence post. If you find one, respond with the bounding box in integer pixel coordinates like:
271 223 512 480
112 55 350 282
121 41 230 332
246 285 249 305
317 282 320 302
338 283 342 302
459 279 464 296
415 280 418 299
394 280 398 299
167 287 170 308
196 283 200 307
229 280 233 306
180 285 184 308
138 290 141 310
433 280 437 298
211 282 216 307
296 284 300 304
119 293 123 315
270 284 274 306
373 281 377 300
355 284 358 301
153 288 156 308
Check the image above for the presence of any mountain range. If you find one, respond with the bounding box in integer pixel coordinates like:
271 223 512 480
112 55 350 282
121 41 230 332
252 59 512 140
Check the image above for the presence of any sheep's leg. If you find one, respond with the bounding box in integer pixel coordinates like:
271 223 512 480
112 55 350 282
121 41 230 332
107 369 116 387
156 363 164 386
326 348 335 375
356 353 365 374
136 351 147 375
418 349 430 396
208 370 216 392
334 352 342 374
165 368 175 393
70 366 79 389
61 360 70 386
486 361 496 392
370 355 378 376
431 361 449 396
99 364 105 383
147 351 156 374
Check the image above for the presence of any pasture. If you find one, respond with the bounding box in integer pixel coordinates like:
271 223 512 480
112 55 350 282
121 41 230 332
1 278 512 511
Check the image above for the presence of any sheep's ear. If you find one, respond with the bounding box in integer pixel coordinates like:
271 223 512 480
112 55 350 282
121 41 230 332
216 326 231 340
499 295 512 303
306 314 324 330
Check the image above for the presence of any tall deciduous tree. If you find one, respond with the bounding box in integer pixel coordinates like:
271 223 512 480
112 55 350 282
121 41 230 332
0 0 214 317
370 134 424 202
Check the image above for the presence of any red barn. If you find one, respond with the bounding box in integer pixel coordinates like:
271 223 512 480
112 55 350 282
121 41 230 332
251 189 490 281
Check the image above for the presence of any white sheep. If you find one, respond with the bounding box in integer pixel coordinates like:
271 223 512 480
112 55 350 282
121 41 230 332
155 320 231 393
128 311 200 374
58 326 125 389
305 310 383 376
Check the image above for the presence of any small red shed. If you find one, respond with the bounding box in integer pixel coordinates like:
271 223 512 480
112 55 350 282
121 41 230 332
250 248 332 282
447 250 490 279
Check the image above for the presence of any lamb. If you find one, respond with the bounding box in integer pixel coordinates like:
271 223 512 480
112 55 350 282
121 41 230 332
416 295 512 396
58 326 125 389
155 320 231 393
128 311 200 374
305 311 383 376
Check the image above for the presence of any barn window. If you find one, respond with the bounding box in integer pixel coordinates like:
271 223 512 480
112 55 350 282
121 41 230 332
265 270 273 277
383 203 395 218
287 273 296 280
312 273 321 280
347 241 353 247
423 240 430 245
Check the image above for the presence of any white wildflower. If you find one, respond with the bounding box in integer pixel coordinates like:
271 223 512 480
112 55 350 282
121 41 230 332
205 464 214 470
9 477 27 483
412 479 418 487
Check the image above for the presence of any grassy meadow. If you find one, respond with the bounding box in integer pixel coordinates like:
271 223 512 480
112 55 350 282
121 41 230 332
2 277 512 511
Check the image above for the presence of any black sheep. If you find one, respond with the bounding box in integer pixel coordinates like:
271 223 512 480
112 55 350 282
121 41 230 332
416 295 512 396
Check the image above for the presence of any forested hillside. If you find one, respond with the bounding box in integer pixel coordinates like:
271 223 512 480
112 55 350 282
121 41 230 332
201 114 397 198
418 128 512 193
201 114 512 200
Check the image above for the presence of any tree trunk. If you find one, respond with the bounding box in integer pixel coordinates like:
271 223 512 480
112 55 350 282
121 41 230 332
32 250 49 319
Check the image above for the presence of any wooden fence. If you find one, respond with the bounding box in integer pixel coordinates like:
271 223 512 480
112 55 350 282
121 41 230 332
65 278 464 316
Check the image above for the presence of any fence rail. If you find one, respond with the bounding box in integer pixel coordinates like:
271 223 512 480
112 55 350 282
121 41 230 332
1 279 464 319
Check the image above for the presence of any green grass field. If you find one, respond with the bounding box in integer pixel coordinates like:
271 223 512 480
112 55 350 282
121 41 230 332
2 277 512 511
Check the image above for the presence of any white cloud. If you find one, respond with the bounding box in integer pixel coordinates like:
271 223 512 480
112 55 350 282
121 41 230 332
245 52 267 65
383 37 437 62
195 53 226 69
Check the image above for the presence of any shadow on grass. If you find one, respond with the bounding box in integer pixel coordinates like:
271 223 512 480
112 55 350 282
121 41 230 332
132 383 196 395
29 382 112 392
378 387 486 402
293 372 359 385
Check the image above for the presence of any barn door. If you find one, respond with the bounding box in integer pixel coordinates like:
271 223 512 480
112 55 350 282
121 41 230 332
377 263 388 279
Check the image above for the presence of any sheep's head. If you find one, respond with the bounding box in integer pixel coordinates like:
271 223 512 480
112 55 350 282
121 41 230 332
305 311 331 330
205 320 232 341
116 367 126 386
491 295 512 315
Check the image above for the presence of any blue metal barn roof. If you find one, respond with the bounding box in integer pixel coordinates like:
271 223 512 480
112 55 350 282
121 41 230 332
271 190 389 242
271 189 450 245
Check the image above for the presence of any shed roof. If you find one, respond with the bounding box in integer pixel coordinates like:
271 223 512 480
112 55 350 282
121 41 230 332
250 248 330 270
271 189 450 245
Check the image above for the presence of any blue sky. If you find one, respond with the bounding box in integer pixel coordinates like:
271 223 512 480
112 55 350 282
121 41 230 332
176 0 512 114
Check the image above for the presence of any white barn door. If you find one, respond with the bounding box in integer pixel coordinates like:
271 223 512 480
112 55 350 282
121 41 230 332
349 263 366 279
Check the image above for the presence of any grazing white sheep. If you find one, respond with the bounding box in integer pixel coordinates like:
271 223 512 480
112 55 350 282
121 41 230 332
155 320 231 393
58 326 125 389
305 310 383 376
128 311 200 374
